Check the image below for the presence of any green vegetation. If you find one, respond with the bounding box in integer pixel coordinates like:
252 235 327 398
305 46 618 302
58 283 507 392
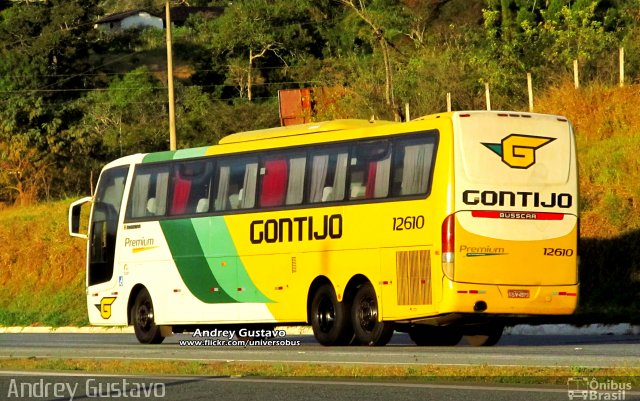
2 0 640 204
0 358 638 383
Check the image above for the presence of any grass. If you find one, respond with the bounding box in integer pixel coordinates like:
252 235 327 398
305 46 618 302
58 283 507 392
536 82 640 238
534 83 640 322
0 358 638 385
0 200 88 327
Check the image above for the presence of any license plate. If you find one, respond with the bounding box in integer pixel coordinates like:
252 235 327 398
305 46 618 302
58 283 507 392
508 289 530 298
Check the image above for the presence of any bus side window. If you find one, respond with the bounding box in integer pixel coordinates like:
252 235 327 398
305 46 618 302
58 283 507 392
128 165 170 219
392 136 436 196
308 147 348 203
214 158 257 211
349 141 391 200
259 153 306 208
260 158 288 207
170 160 214 215
286 155 306 205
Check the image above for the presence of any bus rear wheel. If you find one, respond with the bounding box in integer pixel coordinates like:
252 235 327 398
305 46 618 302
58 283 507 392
131 288 165 344
409 325 462 346
463 324 504 346
351 283 394 346
310 284 353 346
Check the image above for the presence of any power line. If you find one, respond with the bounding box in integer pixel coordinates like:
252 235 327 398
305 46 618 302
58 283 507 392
0 63 333 80
0 80 325 95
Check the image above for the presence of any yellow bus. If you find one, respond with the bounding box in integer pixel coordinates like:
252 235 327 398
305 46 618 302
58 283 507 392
69 111 579 346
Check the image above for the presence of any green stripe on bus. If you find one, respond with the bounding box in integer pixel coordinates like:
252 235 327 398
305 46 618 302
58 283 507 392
191 217 272 303
159 219 235 304
172 147 209 160
143 151 175 163
142 147 209 163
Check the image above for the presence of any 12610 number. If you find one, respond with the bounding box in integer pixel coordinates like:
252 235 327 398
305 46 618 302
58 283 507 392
393 216 425 231
543 248 574 256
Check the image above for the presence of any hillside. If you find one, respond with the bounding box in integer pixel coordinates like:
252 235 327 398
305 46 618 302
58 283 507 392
536 82 640 238
0 83 639 326
0 201 88 326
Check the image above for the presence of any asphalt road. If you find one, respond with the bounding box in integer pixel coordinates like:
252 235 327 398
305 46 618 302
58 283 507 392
1 332 639 368
3 372 639 401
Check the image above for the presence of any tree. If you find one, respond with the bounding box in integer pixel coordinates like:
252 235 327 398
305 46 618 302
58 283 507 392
0 138 52 205
336 0 411 121
78 67 168 157
539 1 615 70
202 0 314 101
0 0 102 201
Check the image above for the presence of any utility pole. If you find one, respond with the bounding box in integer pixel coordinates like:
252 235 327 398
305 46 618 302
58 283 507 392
166 0 177 151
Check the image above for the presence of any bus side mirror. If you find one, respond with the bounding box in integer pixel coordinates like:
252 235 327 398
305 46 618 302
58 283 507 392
69 196 93 239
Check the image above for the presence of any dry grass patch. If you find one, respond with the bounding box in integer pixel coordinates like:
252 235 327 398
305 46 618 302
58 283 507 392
0 358 638 385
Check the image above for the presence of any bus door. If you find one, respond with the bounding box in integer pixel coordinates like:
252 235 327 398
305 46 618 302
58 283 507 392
88 166 129 288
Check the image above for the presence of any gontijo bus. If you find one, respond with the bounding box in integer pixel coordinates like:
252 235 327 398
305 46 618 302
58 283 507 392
68 111 579 346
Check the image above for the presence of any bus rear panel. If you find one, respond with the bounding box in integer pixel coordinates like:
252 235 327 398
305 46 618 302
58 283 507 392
440 112 578 319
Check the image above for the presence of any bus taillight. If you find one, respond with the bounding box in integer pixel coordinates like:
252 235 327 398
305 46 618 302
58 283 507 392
441 214 455 280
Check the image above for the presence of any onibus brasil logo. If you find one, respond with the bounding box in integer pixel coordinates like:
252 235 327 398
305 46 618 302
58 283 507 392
482 134 555 169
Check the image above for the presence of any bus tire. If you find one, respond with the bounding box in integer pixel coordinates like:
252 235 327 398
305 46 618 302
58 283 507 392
409 326 462 346
351 283 394 346
131 288 165 344
463 324 504 346
310 284 353 346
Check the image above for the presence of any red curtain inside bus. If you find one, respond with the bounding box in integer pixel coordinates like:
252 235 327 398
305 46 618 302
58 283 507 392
260 159 288 207
171 177 192 215
365 161 377 198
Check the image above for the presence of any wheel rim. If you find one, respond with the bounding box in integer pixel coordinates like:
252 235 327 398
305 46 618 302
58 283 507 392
137 301 153 332
356 295 377 333
316 297 335 333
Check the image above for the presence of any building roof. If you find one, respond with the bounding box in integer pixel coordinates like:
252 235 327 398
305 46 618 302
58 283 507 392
167 6 224 23
96 6 223 25
96 9 155 24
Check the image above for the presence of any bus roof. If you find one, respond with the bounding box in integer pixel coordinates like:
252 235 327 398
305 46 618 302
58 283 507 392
218 119 394 144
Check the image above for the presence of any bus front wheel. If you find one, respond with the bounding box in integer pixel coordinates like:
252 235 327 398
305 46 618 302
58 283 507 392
310 284 353 346
131 288 165 344
351 283 394 346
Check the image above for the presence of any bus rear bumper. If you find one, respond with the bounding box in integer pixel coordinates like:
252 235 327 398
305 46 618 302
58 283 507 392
412 281 580 326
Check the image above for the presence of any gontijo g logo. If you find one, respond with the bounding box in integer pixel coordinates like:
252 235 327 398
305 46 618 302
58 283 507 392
95 297 116 319
483 134 555 169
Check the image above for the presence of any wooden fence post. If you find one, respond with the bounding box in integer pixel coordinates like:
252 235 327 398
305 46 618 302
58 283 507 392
446 92 452 112
573 59 580 89
485 83 491 111
527 72 534 112
619 47 625 88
